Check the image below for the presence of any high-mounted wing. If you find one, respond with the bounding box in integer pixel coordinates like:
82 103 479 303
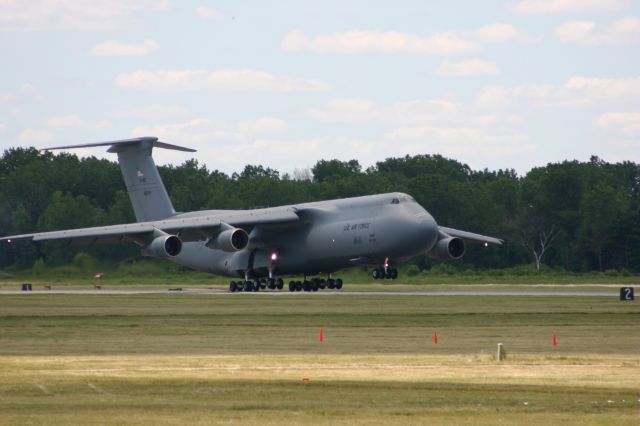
439 226 503 245
1 208 302 247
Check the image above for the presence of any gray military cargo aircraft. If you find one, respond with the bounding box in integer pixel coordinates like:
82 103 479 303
1 137 502 292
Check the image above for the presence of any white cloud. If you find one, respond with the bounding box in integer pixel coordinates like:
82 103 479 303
0 0 171 31
111 104 188 120
18 83 38 96
44 114 110 129
383 125 535 160
475 24 520 42
0 83 41 104
596 112 640 136
508 0 631 15
306 98 459 126
115 69 331 92
281 29 478 55
435 58 500 77
476 76 640 109
236 117 288 134
281 24 532 56
554 17 640 46
196 6 222 20
132 117 289 168
90 39 159 56
131 117 288 145
17 128 53 144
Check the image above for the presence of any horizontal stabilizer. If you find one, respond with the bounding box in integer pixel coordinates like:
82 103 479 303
43 136 197 153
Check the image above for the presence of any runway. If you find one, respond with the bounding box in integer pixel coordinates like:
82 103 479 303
0 288 623 297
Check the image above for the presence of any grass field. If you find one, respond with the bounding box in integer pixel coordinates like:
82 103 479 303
0 291 638 424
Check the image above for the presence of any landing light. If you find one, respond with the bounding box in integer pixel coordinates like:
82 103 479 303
484 242 489 247
270 252 278 262
7 239 11 243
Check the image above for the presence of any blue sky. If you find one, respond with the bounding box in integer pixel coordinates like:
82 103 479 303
1 0 639 175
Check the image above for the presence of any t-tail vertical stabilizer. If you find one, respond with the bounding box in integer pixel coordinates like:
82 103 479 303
44 137 196 222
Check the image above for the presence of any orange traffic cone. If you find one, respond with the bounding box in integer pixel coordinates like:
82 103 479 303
552 333 557 347
319 328 324 343
434 330 438 344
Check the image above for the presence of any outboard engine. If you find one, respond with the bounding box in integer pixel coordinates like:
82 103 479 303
142 235 182 257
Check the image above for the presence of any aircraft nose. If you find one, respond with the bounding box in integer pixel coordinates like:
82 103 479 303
420 214 439 250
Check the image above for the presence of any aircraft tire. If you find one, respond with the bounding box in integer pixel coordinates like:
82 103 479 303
319 279 326 289
242 281 251 292
288 281 296 292
327 279 335 289
230 281 237 292
295 281 303 291
277 279 284 290
335 278 343 289
312 281 319 291
391 268 398 279
372 269 380 279
303 281 311 292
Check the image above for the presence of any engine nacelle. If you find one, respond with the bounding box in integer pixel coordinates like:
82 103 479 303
207 228 249 252
429 237 465 260
143 235 182 258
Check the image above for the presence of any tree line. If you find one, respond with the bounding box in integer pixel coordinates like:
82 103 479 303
1 147 638 273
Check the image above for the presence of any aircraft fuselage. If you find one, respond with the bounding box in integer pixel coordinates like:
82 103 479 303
171 192 439 279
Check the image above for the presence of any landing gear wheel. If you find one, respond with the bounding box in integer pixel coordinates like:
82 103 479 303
276 278 284 290
303 281 311 292
230 281 237 292
312 280 319 292
327 279 335 289
288 281 296 292
244 281 253 292
295 281 303 292
335 278 343 290
391 268 398 279
319 279 326 289
372 269 380 280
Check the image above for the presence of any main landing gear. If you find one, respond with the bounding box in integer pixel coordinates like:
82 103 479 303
229 278 284 292
228 276 345 292
287 277 343 292
373 267 398 280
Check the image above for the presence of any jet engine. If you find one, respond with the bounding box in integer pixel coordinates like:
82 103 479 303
429 237 465 260
143 235 182 257
207 228 249 252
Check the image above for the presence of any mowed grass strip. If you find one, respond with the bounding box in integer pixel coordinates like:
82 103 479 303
0 294 638 355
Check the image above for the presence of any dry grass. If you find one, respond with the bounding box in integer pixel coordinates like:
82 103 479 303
0 291 639 424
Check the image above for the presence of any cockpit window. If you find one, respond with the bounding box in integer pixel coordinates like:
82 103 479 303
391 197 400 204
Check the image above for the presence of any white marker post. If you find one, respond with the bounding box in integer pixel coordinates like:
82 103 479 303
497 343 506 362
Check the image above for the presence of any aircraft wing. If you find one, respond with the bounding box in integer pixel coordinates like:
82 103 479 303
1 208 301 247
438 226 503 245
